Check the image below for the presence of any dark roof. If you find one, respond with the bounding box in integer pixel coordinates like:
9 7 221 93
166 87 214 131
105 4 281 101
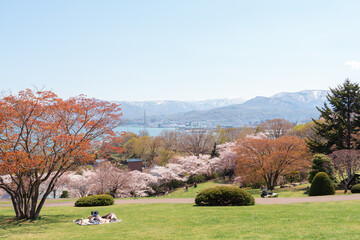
127 158 142 163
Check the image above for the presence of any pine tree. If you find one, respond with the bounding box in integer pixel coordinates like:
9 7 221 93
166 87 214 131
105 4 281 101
307 79 360 154
210 143 219 158
308 154 336 183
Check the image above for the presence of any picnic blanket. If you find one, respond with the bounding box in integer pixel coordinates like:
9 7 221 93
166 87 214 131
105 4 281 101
73 212 121 225
265 193 279 198
73 218 121 225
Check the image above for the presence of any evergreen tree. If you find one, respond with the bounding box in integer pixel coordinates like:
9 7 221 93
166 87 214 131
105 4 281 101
308 154 336 183
210 143 219 158
307 79 360 154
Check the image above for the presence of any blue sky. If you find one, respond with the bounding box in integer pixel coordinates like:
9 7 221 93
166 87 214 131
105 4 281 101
1 1 360 101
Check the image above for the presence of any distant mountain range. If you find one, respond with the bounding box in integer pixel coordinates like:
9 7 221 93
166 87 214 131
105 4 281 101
114 98 246 119
114 90 329 127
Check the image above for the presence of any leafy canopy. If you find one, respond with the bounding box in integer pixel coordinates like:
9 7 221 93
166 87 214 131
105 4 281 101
0 89 122 219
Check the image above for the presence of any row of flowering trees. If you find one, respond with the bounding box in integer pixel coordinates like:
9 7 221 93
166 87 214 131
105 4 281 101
50 134 311 197
42 142 238 198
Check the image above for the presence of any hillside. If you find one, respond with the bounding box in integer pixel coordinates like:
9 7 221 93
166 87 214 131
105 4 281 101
116 90 328 127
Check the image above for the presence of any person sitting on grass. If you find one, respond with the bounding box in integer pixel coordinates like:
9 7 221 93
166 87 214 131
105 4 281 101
75 211 118 225
261 186 268 198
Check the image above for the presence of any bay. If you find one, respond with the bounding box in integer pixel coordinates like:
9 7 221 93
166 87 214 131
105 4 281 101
115 126 176 137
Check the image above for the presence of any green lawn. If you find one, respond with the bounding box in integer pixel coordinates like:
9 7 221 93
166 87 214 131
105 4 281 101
162 181 351 199
246 184 311 198
1 200 360 239
159 181 231 198
0 198 77 205
160 181 311 198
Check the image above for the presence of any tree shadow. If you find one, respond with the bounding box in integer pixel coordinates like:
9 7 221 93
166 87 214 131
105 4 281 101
0 213 70 231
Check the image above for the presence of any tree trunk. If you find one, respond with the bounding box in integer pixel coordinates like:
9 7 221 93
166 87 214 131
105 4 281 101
2 179 56 220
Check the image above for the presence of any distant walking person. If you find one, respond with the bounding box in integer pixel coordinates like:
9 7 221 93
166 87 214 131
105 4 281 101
185 185 189 192
194 182 197 188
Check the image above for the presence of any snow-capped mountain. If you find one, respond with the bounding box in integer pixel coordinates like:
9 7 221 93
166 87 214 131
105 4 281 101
114 98 246 119
149 90 329 127
113 90 329 127
270 90 329 107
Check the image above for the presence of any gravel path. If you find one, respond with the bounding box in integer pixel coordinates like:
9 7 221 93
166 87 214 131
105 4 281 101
2 194 360 207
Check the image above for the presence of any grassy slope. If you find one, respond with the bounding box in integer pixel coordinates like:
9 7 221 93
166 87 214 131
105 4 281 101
159 181 311 199
1 201 360 239
161 181 350 199
159 181 230 198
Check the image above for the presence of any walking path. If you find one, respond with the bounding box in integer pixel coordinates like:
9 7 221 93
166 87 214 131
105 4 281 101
2 194 360 207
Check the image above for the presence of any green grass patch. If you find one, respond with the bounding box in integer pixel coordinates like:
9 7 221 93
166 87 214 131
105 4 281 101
162 181 350 199
1 201 360 239
159 181 311 198
159 181 230 198
246 184 311 198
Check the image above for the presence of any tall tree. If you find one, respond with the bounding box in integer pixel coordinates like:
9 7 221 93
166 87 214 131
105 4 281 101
258 119 294 139
179 129 214 157
0 89 121 219
330 149 360 193
307 79 360 154
235 136 310 190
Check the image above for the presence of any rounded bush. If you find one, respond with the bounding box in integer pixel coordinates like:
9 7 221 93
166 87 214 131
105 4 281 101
309 172 335 196
75 194 114 207
59 190 69 198
187 174 207 184
195 186 255 206
351 183 360 193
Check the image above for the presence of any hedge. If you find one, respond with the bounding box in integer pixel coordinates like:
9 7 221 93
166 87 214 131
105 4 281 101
195 186 255 206
351 183 360 193
74 194 114 207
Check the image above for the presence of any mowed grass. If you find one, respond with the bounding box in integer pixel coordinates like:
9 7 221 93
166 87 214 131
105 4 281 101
247 184 311 198
1 200 360 239
160 181 310 198
160 181 230 198
163 181 351 199
0 198 77 205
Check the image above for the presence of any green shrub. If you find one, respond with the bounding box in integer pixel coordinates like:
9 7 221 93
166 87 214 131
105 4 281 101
308 154 336 183
195 186 255 206
74 194 114 207
309 172 335 196
168 179 185 189
187 174 207 184
59 190 69 198
351 183 360 193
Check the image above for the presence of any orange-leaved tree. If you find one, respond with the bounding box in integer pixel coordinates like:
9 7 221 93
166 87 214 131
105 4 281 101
235 136 310 190
0 89 122 219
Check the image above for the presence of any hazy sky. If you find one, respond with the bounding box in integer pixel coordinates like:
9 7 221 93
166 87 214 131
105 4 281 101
1 1 360 101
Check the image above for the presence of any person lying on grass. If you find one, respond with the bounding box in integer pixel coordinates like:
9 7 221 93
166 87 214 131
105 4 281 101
74 211 119 225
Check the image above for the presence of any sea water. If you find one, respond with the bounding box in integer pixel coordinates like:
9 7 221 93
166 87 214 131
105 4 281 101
115 126 176 137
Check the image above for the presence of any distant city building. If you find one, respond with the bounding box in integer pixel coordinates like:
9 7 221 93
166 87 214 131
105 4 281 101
127 158 143 172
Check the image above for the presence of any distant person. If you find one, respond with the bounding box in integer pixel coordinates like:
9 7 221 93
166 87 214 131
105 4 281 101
261 186 268 198
194 182 197 188
185 185 188 192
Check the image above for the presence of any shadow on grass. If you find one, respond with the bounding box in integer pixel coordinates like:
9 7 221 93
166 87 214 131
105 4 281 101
0 213 72 231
